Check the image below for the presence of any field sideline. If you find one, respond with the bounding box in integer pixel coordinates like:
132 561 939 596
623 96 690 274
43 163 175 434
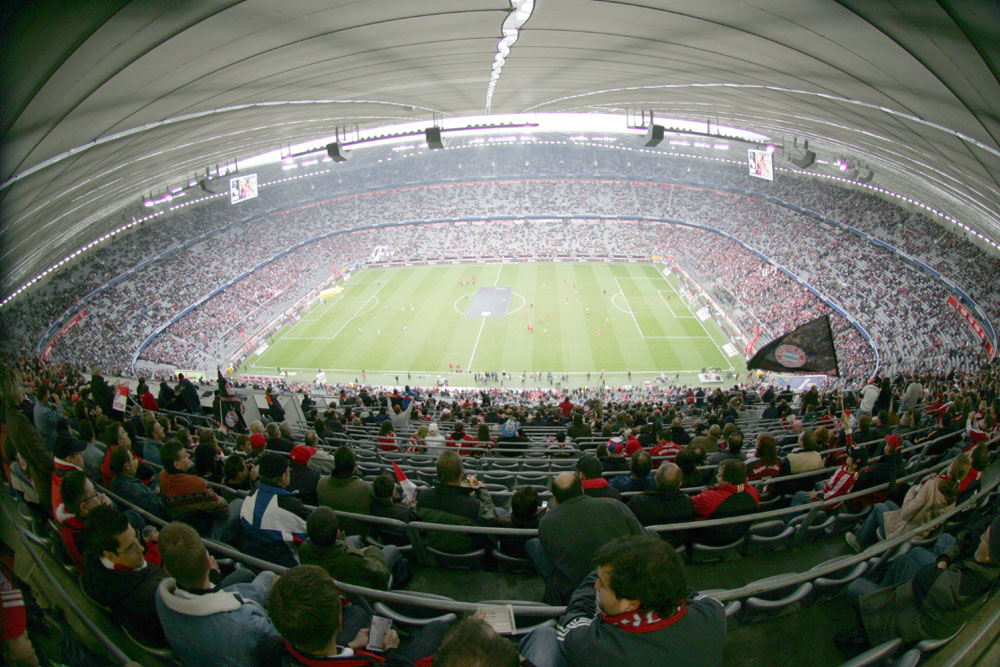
242 262 745 387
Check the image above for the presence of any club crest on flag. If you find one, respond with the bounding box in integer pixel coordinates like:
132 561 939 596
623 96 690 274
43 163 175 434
747 315 840 376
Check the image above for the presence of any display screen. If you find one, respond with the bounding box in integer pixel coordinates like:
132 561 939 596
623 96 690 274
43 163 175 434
230 173 258 204
748 149 774 181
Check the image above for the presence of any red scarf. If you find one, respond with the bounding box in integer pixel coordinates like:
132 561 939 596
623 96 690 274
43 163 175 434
581 478 610 490
602 603 687 633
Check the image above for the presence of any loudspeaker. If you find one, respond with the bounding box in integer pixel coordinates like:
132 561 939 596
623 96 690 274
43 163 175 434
788 150 816 170
326 143 348 162
199 178 225 194
425 127 443 149
643 124 665 147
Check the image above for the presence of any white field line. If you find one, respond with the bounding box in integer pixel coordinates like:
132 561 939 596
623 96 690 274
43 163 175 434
269 281 390 349
614 277 645 337
690 301 735 370
466 264 502 371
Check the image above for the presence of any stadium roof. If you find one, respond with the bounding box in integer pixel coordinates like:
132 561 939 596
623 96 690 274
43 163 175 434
2 0 999 301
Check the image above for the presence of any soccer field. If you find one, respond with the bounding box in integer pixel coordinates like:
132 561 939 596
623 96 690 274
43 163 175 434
242 263 744 387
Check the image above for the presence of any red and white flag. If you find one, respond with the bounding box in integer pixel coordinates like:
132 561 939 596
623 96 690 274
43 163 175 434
392 461 417 504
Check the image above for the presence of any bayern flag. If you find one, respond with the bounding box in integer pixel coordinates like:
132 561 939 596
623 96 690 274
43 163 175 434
392 461 417 504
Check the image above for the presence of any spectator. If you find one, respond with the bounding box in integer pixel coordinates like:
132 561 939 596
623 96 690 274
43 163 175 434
610 450 655 493
286 442 320 505
648 429 683 465
260 565 449 666
627 463 695 540
369 472 418 546
496 485 546 558
51 429 87 518
847 454 970 552
519 535 726 665
1 368 54 511
265 421 295 453
78 419 105 483
33 384 63 446
158 440 232 539
416 450 499 553
575 455 621 501
81 506 167 646
746 433 782 501
297 506 406 589
58 470 112 568
239 452 310 567
156 521 278 666
597 440 629 474
317 446 374 537
527 472 644 605
435 614 520 667
109 446 168 520
836 517 1000 648
690 459 759 546
786 446 867 521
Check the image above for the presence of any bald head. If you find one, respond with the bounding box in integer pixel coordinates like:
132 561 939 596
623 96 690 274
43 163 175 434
551 472 583 504
655 463 683 491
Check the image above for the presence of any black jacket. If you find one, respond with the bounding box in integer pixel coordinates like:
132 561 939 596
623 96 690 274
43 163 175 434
81 553 168 646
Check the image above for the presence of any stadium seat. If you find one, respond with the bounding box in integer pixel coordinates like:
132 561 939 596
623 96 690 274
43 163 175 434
425 546 488 571
483 472 517 489
372 592 460 629
810 556 869 604
839 638 903 667
744 520 795 555
687 535 746 564
740 579 813 625
122 625 175 660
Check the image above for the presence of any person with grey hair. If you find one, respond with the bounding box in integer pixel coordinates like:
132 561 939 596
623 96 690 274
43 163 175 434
266 421 294 453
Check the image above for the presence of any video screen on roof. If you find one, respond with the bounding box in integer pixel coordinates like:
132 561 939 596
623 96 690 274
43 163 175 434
747 149 774 181
230 173 258 204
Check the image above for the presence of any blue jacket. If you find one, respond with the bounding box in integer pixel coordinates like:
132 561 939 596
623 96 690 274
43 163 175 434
110 474 168 520
155 571 278 667
239 483 309 567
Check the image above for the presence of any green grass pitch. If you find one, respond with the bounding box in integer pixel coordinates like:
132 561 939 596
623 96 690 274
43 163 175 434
242 263 745 387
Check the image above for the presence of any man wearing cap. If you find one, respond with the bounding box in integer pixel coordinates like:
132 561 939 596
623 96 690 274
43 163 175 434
287 443 320 506
52 427 88 518
598 439 629 474
836 517 1000 648
239 452 310 567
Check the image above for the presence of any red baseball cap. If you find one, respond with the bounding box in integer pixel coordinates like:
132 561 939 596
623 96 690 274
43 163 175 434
290 445 316 465
250 433 266 449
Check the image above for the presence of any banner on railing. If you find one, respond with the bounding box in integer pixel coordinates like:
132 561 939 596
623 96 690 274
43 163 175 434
948 295 995 359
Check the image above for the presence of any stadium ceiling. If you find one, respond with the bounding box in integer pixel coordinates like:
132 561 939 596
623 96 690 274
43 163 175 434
2 0 999 301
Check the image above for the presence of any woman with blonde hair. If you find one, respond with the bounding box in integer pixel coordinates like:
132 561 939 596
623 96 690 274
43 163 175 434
407 424 429 453
848 453 970 552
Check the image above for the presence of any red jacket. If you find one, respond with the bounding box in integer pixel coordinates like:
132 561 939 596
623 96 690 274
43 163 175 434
692 483 759 519
140 391 159 411
649 441 682 464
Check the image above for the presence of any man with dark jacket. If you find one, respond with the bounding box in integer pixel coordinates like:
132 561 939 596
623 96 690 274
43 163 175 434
627 463 695 544
175 373 203 414
317 446 374 537
286 443 320 506
849 434 904 511
576 456 621 501
81 506 167 646
519 535 726 666
528 472 644 605
298 507 404 590
370 473 418 546
690 459 759 546
415 450 498 553
610 450 655 493
239 452 310 568
109 446 168 520
836 517 1000 648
